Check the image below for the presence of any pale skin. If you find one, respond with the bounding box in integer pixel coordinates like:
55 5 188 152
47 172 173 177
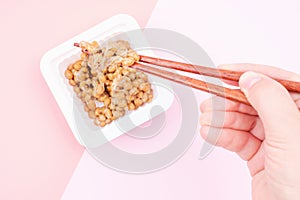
199 64 300 200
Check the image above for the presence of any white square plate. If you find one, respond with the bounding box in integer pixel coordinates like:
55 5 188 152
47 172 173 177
40 14 174 147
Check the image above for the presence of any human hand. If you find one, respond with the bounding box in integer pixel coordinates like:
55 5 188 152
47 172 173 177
199 64 300 200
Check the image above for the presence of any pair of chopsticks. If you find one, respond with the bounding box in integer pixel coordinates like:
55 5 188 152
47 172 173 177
131 55 300 106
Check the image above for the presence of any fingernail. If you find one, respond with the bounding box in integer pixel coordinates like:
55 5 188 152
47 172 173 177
239 72 263 94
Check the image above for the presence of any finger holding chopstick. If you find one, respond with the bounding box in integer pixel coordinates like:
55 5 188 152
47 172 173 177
140 55 300 93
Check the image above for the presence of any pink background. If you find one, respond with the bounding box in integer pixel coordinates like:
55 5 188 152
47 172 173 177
2 0 300 200
0 1 157 199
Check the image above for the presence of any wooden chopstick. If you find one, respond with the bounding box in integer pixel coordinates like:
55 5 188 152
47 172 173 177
139 55 300 93
131 63 250 105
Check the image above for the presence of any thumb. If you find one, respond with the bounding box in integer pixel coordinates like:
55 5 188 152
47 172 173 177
239 71 300 140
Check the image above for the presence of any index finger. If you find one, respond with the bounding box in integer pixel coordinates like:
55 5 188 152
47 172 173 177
218 63 300 86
